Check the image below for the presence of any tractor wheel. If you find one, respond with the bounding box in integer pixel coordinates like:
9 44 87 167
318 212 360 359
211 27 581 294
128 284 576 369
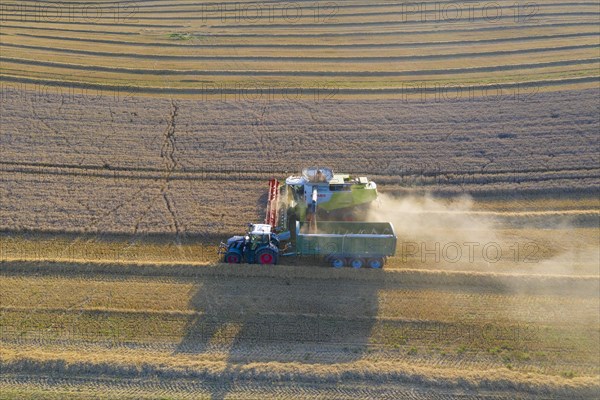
350 258 365 269
224 252 242 264
256 249 277 265
367 258 384 269
330 256 345 268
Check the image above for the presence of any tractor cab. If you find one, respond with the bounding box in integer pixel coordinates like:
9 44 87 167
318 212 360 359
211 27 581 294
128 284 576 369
246 224 272 248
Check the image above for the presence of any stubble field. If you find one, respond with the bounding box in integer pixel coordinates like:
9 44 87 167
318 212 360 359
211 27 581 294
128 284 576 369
1 0 599 399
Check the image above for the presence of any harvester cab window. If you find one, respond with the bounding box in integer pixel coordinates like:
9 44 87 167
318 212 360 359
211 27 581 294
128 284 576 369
302 167 333 182
329 184 351 192
293 185 304 201
316 170 326 182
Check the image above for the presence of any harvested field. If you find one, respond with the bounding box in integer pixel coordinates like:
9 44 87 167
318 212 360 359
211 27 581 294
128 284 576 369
1 0 599 399
1 260 599 399
1 88 599 236
0 0 598 96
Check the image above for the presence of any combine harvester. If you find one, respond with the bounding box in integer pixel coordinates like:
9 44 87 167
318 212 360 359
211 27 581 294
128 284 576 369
220 167 397 268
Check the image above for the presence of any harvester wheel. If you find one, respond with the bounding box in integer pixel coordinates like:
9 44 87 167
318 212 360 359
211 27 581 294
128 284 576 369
368 258 384 269
256 249 277 265
330 257 345 268
224 252 242 264
350 258 365 269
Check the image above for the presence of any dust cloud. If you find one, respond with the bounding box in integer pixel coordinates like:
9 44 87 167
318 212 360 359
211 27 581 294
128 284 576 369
367 193 498 245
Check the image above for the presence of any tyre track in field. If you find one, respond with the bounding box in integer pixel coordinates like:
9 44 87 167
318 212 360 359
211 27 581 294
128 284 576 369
3 55 598 78
156 99 184 242
2 21 598 38
1 73 598 98
3 8 598 25
26 97 87 165
0 374 576 400
7 0 597 13
5 2 597 21
2 161 598 189
0 18 184 28
9 31 600 50
2 41 598 62
2 261 598 294
5 0 591 6
1 343 597 398
210 12 599 29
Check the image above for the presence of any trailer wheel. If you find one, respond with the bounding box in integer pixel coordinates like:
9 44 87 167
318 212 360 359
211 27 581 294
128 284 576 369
368 258 384 269
350 258 365 269
256 249 277 265
224 252 242 264
330 257 345 268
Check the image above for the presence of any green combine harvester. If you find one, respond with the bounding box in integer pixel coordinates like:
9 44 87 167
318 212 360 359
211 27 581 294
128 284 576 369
219 167 396 268
271 167 379 230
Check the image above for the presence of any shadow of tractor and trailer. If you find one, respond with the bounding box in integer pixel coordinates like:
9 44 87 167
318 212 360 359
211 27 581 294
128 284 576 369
175 269 384 362
172 265 384 398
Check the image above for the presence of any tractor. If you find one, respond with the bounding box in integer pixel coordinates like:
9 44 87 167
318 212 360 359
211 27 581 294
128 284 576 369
219 223 288 265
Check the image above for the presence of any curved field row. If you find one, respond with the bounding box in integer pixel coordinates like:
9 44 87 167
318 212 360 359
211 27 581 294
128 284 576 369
5 6 599 24
7 31 600 49
208 14 600 30
0 0 598 96
4 41 597 61
3 21 599 38
8 0 598 11
3 55 597 78
2 14 598 33
3 1 598 19
2 75 597 97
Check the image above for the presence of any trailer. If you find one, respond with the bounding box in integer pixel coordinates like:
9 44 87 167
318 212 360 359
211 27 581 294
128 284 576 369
294 221 396 268
220 221 396 269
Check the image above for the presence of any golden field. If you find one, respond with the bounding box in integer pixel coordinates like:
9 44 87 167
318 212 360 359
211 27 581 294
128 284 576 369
1 0 599 398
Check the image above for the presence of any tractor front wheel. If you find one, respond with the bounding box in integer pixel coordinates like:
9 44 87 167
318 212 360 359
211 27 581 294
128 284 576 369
224 252 242 264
